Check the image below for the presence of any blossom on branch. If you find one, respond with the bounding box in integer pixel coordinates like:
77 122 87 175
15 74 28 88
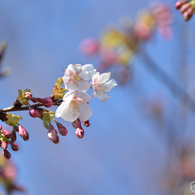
91 72 117 102
63 64 96 91
55 91 92 122
0 62 116 153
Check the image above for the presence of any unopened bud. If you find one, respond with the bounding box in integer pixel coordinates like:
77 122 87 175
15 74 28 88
82 120 90 127
47 125 58 141
1 129 11 139
18 125 29 141
29 106 40 118
175 1 184 9
53 135 59 144
57 123 68 136
1 141 7 150
3 149 11 159
11 142 19 151
75 128 84 138
11 130 17 142
72 118 81 129
38 98 53 107
23 132 29 141
24 92 32 100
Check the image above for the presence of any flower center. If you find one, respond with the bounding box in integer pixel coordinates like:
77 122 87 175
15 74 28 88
71 74 81 83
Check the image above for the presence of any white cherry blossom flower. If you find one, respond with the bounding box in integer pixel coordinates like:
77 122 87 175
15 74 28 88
55 91 92 122
63 64 96 91
91 72 117 102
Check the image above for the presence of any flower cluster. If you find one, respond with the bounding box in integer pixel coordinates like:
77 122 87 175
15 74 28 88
175 0 195 21
0 64 117 159
80 2 172 84
55 64 117 137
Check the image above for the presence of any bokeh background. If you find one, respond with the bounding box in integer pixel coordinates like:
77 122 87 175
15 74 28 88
0 0 195 194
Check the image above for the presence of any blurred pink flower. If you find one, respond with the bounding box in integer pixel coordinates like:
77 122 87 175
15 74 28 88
80 38 99 56
133 22 152 41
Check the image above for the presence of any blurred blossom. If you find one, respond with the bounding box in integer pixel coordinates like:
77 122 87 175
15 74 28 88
80 2 172 84
0 154 24 194
79 38 99 57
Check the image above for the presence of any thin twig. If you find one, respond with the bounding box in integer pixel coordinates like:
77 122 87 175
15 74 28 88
0 100 63 113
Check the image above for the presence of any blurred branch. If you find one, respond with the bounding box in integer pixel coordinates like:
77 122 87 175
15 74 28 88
141 49 195 111
0 41 10 80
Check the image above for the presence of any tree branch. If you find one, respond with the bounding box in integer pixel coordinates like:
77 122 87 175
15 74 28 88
0 100 63 113
141 49 195 111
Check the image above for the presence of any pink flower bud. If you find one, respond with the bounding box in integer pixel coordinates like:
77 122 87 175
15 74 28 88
53 135 59 144
38 98 53 107
24 92 32 100
57 123 68 136
3 149 11 159
18 125 29 141
1 129 11 139
0 125 2 130
29 106 40 118
72 118 81 129
82 120 91 127
1 141 7 150
175 1 184 10
47 125 58 141
11 142 19 151
75 128 84 138
11 130 17 142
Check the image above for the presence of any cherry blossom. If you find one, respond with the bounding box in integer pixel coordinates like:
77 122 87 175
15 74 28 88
91 72 117 102
63 64 96 91
55 91 92 122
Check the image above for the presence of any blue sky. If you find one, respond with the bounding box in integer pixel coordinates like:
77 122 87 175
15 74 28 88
0 0 193 195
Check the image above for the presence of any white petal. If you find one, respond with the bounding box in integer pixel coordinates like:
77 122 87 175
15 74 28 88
92 72 100 83
97 72 111 83
65 80 90 91
60 102 80 122
80 64 96 80
104 79 117 92
55 102 67 118
65 82 79 91
67 64 81 74
76 80 90 91
62 75 70 84
96 90 110 102
92 90 96 98
63 91 75 101
77 92 91 102
79 103 92 121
